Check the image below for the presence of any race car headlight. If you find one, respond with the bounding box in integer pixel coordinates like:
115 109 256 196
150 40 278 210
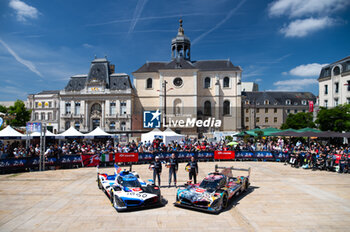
115 196 125 207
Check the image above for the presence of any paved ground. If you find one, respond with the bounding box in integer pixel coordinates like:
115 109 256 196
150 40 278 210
0 161 349 232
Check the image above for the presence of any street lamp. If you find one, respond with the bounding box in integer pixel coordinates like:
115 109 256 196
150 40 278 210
157 80 173 128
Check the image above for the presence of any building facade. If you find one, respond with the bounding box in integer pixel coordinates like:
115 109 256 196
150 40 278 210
28 58 134 134
27 91 60 133
242 92 316 130
318 56 350 108
132 20 243 137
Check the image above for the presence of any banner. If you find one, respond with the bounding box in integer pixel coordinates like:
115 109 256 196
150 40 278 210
81 154 100 167
255 151 275 160
214 151 235 160
235 151 255 159
115 153 139 163
59 155 82 165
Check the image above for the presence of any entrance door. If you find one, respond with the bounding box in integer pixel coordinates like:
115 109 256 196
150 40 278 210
92 119 100 130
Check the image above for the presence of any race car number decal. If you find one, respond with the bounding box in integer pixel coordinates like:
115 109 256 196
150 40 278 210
195 188 206 193
125 192 148 198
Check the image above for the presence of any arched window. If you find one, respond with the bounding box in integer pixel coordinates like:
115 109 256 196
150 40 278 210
204 77 211 89
223 77 230 88
91 103 102 114
173 99 182 116
146 78 153 89
204 101 211 116
75 121 80 130
120 122 126 131
110 121 115 130
223 100 230 115
65 121 70 130
333 66 340 76
286 99 291 105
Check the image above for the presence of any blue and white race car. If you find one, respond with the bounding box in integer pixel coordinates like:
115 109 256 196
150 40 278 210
97 164 162 211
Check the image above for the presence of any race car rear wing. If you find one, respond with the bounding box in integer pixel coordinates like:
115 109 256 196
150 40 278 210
215 164 251 177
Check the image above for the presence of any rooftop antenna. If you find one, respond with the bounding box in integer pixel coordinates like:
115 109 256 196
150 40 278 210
94 54 97 59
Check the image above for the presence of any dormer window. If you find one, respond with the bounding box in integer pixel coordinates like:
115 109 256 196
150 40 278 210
301 100 307 105
333 66 340 76
245 100 250 105
264 100 269 105
286 99 291 105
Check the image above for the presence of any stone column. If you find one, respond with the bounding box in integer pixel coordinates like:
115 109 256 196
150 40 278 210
85 101 89 131
101 101 105 130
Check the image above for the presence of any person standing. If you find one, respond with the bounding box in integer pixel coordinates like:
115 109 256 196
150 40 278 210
187 156 198 184
168 153 178 187
152 156 162 186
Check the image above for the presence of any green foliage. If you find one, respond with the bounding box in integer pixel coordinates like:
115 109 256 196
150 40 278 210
315 104 350 132
0 105 7 113
280 112 315 130
255 130 264 140
8 100 31 127
225 136 233 142
243 134 250 143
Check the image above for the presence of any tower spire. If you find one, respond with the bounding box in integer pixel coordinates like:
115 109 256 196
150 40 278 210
171 19 191 61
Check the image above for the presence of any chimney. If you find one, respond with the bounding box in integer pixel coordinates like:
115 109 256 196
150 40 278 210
109 64 115 74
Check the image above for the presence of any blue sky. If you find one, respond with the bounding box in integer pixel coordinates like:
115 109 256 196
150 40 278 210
0 0 350 101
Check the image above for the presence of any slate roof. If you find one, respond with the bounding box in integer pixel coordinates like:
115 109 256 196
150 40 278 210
243 92 316 106
110 75 132 90
319 55 350 79
65 76 86 91
133 58 241 73
37 90 60 95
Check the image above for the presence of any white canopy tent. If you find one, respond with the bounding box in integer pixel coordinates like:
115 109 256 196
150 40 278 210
30 130 56 138
141 128 164 144
0 126 25 140
162 128 185 144
140 128 185 145
56 126 85 139
84 127 113 139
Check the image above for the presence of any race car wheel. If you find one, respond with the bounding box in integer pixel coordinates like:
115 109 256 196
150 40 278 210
98 179 102 190
110 190 114 203
222 192 228 209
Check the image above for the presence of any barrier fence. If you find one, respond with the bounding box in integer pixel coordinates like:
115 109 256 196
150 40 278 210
0 151 293 173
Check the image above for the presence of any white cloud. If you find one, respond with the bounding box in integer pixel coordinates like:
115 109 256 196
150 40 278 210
268 0 349 37
268 0 349 18
287 63 328 77
9 0 39 22
0 38 42 78
273 78 318 91
280 17 335 37
82 43 93 48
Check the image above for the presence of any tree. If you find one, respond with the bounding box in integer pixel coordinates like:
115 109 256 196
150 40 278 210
280 112 315 130
8 100 31 127
0 105 7 113
316 104 350 132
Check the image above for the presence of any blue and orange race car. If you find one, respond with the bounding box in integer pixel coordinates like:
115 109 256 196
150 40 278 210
175 165 251 213
98 165 162 212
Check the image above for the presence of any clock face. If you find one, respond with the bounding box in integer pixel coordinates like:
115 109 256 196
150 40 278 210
173 77 183 87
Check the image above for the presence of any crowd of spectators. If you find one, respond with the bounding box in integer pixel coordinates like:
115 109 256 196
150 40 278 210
1 137 349 173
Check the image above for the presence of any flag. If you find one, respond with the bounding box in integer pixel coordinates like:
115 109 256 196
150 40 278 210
309 101 314 112
114 164 122 174
101 153 113 162
81 154 100 167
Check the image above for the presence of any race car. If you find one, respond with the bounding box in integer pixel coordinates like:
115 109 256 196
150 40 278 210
174 165 251 213
97 164 162 212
